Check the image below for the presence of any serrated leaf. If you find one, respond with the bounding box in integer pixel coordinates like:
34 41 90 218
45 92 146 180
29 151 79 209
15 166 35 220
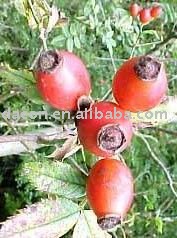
0 198 80 238
73 210 111 238
21 160 86 198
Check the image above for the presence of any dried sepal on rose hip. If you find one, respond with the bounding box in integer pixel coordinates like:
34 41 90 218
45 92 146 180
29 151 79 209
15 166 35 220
86 158 134 230
112 56 168 112
34 50 91 111
76 101 133 157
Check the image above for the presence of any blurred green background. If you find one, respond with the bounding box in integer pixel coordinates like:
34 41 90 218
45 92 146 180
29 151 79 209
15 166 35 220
0 0 177 237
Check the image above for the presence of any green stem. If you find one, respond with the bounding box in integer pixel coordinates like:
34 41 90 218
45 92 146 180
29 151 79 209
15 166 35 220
146 33 177 55
130 24 143 58
27 0 40 25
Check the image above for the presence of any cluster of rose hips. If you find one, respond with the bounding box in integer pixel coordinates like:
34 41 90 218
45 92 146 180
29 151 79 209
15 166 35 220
129 3 162 24
34 49 167 230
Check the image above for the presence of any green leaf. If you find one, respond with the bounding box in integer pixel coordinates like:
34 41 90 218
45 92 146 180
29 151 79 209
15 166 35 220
164 3 177 23
91 0 95 8
14 0 26 16
89 15 95 29
51 35 66 46
62 26 70 38
1 67 43 104
73 210 111 238
70 23 77 36
142 30 159 39
74 36 81 49
0 198 80 238
21 160 86 199
155 217 163 234
66 37 74 52
23 85 44 104
1 68 35 87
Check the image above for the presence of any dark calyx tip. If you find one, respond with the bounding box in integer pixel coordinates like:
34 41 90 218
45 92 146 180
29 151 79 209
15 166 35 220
98 124 126 154
97 216 121 230
77 95 92 111
134 56 161 81
37 50 62 72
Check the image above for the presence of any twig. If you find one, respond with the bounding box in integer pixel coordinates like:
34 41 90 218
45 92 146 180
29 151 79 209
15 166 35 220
81 146 89 173
136 132 177 198
11 47 28 52
0 121 58 128
30 46 43 70
30 4 59 69
130 25 143 58
146 33 177 55
70 156 88 176
101 88 112 101
27 0 40 25
161 198 175 214
110 231 117 238
0 127 76 157
119 226 127 238
79 198 87 209
0 129 75 143
2 118 38 160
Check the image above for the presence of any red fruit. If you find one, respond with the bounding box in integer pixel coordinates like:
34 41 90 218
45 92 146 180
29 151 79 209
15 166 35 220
77 101 133 157
151 6 162 18
139 8 152 24
86 158 134 230
112 56 168 112
35 50 91 111
129 3 141 17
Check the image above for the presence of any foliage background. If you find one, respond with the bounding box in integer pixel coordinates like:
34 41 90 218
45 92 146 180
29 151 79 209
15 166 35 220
0 0 177 237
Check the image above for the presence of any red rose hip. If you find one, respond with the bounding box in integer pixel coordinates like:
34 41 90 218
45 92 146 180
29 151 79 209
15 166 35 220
129 3 141 17
151 6 162 18
35 50 91 111
139 8 152 24
112 56 168 112
86 158 134 230
77 101 133 157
